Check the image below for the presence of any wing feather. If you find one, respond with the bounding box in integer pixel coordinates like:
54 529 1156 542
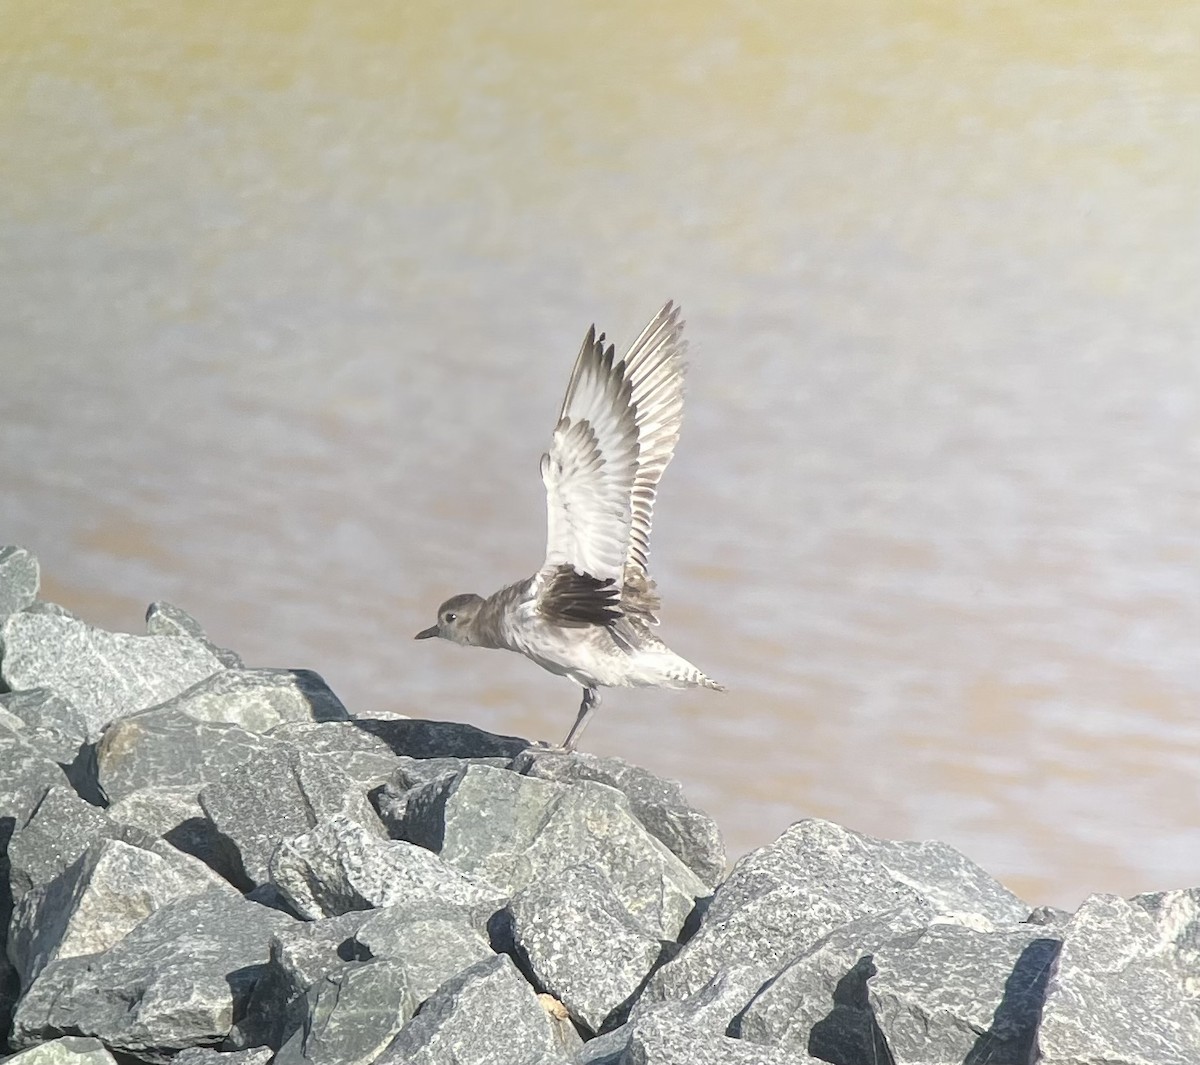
536 303 688 626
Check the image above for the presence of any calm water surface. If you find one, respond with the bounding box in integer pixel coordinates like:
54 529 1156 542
2 4 1198 907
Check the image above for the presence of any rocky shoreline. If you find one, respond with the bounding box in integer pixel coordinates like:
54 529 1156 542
1 544 1198 1065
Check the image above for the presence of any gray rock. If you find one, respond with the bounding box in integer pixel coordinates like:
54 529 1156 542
106 783 206 835
865 832 1029 925
373 757 476 832
634 964 782 1042
145 600 244 668
6 785 119 902
200 747 384 886
105 784 246 886
269 815 504 920
647 819 1023 1005
0 1036 119 1065
341 717 531 760
512 749 726 887
352 898 497 1003
229 911 372 1051
274 959 416 1065
646 820 926 1004
96 706 282 803
1 613 225 739
1039 893 1200 1065
150 668 349 732
2 962 17 1053
1 726 72 1045
9 836 234 988
375 954 572 1065
0 545 40 619
269 722 413 793
396 761 558 856
270 720 413 758
20 600 82 620
1026 904 1074 927
401 763 707 940
10 889 297 1062
0 689 90 764
868 921 1062 1065
736 905 939 1058
509 864 670 1034
175 1048 272 1065
588 1007 821 1065
0 722 71 823
1131 886 1200 1001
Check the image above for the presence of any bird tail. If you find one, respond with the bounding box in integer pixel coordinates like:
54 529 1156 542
656 652 724 692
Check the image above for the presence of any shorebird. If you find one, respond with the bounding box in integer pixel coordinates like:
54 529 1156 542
415 301 722 750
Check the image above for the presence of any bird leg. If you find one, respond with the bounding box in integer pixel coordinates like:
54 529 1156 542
560 687 600 752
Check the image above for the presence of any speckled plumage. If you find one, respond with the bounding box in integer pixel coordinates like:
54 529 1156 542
416 302 722 750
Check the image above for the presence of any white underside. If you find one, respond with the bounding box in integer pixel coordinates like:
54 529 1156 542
501 603 705 691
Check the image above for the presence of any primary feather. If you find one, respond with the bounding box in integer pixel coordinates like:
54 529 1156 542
536 301 687 625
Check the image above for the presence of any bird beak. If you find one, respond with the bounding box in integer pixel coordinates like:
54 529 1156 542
414 626 439 640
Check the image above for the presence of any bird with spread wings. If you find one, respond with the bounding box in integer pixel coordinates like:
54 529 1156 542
416 302 722 750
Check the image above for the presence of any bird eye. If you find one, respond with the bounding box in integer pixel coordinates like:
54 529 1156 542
445 612 457 623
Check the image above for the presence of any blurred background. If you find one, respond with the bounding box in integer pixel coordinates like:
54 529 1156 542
2 3 1198 909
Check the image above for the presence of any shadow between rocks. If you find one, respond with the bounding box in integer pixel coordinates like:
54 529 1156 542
805 956 895 1065
964 936 1062 1065
350 718 530 760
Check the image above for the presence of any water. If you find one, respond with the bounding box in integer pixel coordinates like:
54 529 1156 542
2 3 1198 908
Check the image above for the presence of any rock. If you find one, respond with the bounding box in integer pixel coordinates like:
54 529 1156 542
1 725 74 1046
1 1036 119 1065
274 958 416 1065
10 889 297 1062
865 832 1029 925
646 819 1023 1004
868 921 1062 1064
96 706 282 803
199 747 384 887
509 863 671 1034
352 898 498 1003
1131 886 1200 999
145 601 244 668
0 689 90 764
268 722 412 793
1039 893 1200 1065
343 717 531 760
588 1005 821 1065
373 757 477 832
1027 904 1074 927
229 912 372 1051
736 906 939 1058
374 955 575 1065
0 722 71 823
399 763 707 940
105 784 246 887
175 1049 272 1065
20 601 82 620
5 785 120 902
148 668 349 732
0 614 225 739
0 545 40 619
638 964 784 1042
8 837 234 988
513 749 726 887
269 815 504 920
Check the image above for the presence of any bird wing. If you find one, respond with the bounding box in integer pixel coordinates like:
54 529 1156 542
615 301 687 622
536 302 687 627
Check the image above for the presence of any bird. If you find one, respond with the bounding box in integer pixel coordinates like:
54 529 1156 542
415 301 722 750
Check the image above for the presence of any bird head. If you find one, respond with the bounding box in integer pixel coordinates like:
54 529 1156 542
414 593 485 645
